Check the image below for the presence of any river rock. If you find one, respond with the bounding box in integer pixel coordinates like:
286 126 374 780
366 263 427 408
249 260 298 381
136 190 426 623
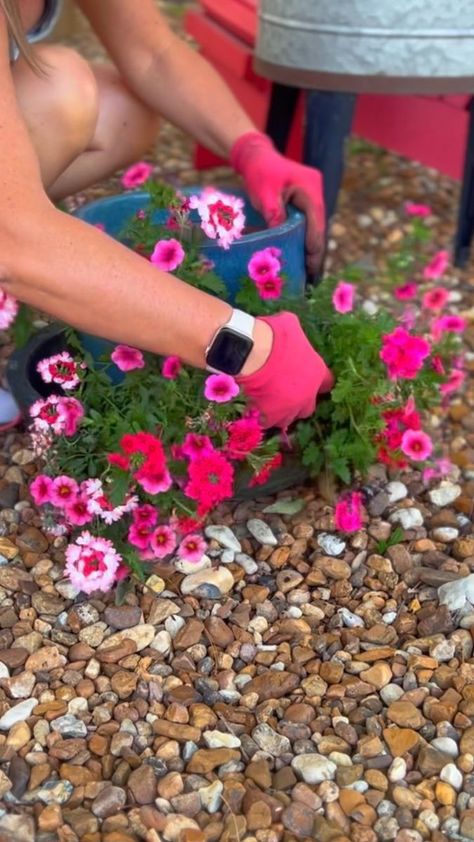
292 754 337 784
0 698 38 730
428 481 462 506
180 567 234 598
205 525 242 552
247 519 278 546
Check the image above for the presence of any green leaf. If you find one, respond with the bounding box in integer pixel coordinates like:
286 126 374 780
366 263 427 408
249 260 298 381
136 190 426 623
376 526 404 555
263 499 305 515
11 304 35 348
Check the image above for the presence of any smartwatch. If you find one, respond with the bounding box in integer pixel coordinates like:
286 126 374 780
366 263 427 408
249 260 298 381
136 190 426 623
205 309 255 376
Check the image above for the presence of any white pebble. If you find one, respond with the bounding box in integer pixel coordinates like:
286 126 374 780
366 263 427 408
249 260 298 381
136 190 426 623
292 754 337 784
235 553 258 575
431 737 459 758
428 481 462 507
205 525 242 552
432 527 459 543
203 730 241 749
338 607 364 628
440 762 463 790
247 519 277 546
390 508 423 529
388 757 406 782
386 481 408 503
317 533 346 556
439 574 474 613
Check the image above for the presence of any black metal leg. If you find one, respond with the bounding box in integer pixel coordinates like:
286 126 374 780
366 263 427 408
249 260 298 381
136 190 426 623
304 90 357 223
265 83 300 153
454 96 474 268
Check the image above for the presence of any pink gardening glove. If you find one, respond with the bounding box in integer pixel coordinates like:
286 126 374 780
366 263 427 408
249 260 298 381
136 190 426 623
236 312 334 430
231 131 325 274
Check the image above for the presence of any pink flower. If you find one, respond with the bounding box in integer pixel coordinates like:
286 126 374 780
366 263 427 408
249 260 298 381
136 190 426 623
65 532 122 594
0 289 18 329
431 314 467 341
30 395 64 435
162 355 182 379
177 533 207 564
189 189 245 249
204 373 239 403
132 504 158 529
149 525 177 559
405 202 432 217
399 307 417 331
380 327 431 380
334 492 363 533
401 429 433 461
134 464 173 495
37 352 83 390
65 494 94 526
422 287 450 311
150 238 185 272
57 397 84 437
30 474 54 506
255 276 284 300
423 250 449 280
248 248 281 283
121 161 154 189
394 283 417 302
441 368 465 396
111 345 145 372
225 414 263 460
50 475 79 508
128 522 154 551
182 433 215 461
332 281 355 314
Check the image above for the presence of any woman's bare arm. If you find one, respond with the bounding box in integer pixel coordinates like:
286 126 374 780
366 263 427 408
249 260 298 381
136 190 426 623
76 0 256 159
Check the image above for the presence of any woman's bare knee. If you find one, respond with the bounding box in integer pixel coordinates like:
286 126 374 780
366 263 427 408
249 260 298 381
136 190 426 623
12 45 100 185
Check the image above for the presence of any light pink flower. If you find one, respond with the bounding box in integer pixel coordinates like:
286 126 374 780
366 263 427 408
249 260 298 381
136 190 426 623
30 474 54 506
111 344 145 372
64 494 94 527
189 189 245 249
149 524 177 559
423 250 449 280
57 397 84 437
401 429 433 461
121 161 154 189
380 327 431 380
394 283 417 302
248 248 281 283
0 289 18 329
422 287 450 311
182 433 215 460
332 281 355 314
204 373 239 403
150 238 185 272
255 276 284 300
50 475 79 508
37 352 83 390
334 492 363 533
65 531 121 594
405 202 432 217
177 533 207 564
431 314 467 341
162 355 182 379
441 368 465 396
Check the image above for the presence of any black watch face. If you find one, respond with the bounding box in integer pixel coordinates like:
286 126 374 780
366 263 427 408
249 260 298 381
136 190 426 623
206 328 253 376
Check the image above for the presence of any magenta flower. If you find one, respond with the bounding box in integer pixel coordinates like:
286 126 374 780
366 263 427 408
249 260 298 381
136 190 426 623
204 373 240 403
0 289 18 329
30 474 54 506
422 287 449 311
162 355 182 379
177 533 207 564
431 314 467 341
149 525 177 559
405 202 432 217
64 494 94 527
57 397 85 437
50 475 79 508
128 522 153 551
132 504 158 529
422 250 449 280
121 161 154 189
401 429 433 461
332 281 355 314
255 276 284 300
394 283 417 302
334 492 363 533
65 532 122 594
248 248 281 283
441 368 465 396
380 327 431 380
189 189 245 249
111 344 145 372
134 464 173 495
150 239 185 272
182 433 215 461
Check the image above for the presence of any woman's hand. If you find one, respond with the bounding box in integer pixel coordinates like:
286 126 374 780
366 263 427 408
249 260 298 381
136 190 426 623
237 312 334 430
231 132 325 274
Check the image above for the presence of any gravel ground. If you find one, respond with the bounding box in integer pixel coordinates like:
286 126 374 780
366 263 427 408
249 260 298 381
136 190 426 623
0 4 473 842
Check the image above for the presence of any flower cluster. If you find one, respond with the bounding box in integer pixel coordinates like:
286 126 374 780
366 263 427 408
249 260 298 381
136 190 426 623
15 177 467 589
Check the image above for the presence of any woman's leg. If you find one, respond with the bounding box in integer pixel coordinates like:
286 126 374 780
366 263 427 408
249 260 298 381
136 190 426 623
11 44 160 199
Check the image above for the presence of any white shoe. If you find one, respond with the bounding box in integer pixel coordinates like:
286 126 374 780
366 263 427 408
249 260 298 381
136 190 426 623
0 388 21 430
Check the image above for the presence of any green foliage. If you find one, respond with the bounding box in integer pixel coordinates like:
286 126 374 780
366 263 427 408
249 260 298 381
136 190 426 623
376 526 404 555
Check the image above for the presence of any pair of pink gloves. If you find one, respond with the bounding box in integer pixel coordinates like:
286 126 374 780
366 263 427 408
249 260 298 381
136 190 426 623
230 131 333 430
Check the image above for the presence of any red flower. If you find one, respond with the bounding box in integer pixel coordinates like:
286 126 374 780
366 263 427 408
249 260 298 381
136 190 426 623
225 415 264 461
185 451 234 511
249 453 283 487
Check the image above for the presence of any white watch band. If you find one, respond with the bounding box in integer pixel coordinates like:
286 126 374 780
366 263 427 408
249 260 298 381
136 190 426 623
225 308 256 338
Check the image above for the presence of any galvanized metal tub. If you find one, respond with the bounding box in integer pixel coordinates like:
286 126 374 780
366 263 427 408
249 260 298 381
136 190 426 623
255 0 474 94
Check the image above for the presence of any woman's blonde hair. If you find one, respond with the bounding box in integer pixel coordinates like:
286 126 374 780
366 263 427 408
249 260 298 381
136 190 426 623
0 0 43 70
